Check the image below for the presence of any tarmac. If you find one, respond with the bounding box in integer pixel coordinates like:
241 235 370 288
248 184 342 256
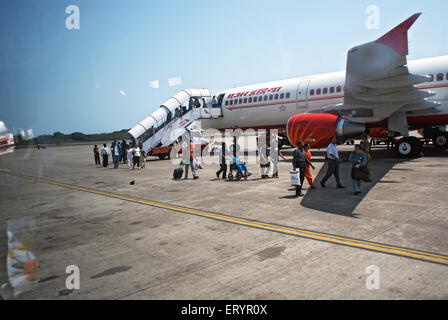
0 141 448 299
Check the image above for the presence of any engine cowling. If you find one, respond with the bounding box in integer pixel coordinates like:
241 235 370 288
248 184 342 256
286 113 366 148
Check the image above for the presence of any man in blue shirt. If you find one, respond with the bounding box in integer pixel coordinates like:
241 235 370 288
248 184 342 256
349 144 367 195
113 140 120 169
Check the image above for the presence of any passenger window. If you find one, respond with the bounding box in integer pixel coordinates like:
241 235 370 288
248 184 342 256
269 95 273 100
336 86 342 93
229 100 233 105
329 87 335 94
323 88 328 94
225 101 228 106
243 98 247 103
285 92 290 98
310 89 314 96
264 95 268 101
274 94 279 100
239 98 243 104
234 99 238 105
428 74 434 82
280 93 284 99
316 88 321 95
253 97 257 102
248 97 252 103
436 73 443 81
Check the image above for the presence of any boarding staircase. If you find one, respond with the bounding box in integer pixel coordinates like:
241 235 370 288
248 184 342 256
128 89 222 154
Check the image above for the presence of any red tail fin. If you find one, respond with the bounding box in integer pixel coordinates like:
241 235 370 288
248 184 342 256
375 13 421 56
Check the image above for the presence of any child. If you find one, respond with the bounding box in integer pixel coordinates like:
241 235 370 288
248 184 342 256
304 143 316 188
127 145 133 168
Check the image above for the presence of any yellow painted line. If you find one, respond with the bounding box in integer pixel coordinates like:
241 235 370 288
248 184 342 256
2 169 448 266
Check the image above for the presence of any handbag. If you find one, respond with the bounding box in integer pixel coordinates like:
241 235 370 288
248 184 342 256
351 166 369 181
290 168 301 186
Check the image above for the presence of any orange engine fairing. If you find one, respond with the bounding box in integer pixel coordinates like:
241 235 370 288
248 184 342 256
287 113 366 148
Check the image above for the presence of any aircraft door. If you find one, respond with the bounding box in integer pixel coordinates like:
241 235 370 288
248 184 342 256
296 80 310 111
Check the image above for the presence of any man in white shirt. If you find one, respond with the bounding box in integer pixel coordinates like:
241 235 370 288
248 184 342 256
320 136 345 188
101 143 109 167
133 145 141 169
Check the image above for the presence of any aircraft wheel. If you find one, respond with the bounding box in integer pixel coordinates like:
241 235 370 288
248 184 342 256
228 173 234 181
433 133 448 149
394 137 421 157
158 154 167 160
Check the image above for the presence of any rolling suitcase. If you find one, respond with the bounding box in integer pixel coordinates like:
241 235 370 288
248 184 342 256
173 166 184 179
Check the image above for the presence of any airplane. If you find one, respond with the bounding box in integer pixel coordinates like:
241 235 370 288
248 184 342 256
129 13 448 158
0 133 15 155
200 13 448 157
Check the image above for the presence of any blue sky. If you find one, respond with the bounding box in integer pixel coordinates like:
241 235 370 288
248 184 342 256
1 0 447 136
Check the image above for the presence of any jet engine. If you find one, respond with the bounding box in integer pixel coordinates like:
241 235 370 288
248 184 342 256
286 113 366 148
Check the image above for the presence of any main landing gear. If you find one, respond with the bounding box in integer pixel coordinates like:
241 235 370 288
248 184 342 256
422 126 448 149
394 137 423 157
432 132 448 149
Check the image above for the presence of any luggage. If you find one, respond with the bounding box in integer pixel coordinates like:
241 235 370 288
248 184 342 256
351 166 369 181
173 167 184 179
290 168 301 186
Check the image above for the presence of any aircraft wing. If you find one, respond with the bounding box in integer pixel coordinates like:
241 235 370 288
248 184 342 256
309 13 440 135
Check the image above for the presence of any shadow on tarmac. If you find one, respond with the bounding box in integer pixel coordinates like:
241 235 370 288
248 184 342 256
297 145 448 217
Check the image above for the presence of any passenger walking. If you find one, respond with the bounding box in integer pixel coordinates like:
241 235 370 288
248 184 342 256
292 141 315 197
183 140 198 179
212 95 218 106
127 145 133 168
194 98 201 108
93 145 101 166
139 144 146 169
101 144 109 167
361 135 372 182
133 145 141 170
270 136 286 178
121 140 127 163
349 145 367 195
259 142 270 179
320 137 345 188
113 140 120 169
304 143 316 188
209 136 217 156
216 142 228 179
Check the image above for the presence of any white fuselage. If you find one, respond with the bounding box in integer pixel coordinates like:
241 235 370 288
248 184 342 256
203 55 448 130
